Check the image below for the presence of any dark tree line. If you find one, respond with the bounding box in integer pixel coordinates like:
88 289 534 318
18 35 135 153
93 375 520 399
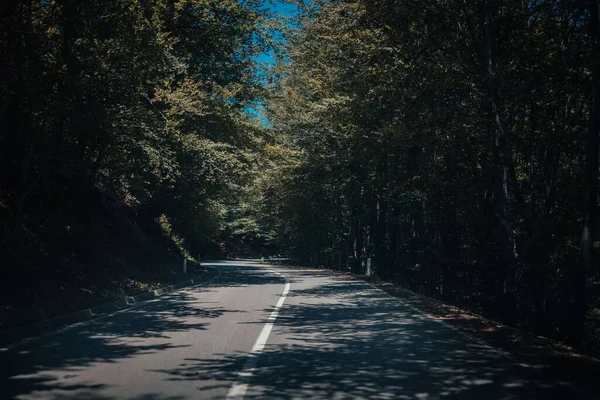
262 0 600 352
0 0 274 258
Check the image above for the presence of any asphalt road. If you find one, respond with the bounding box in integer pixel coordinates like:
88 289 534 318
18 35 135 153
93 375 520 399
0 261 589 399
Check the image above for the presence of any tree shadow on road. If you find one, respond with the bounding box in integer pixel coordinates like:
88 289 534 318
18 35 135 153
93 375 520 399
157 280 582 399
204 264 290 287
0 288 245 399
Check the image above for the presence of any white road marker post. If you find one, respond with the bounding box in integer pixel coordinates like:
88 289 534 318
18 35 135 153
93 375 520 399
183 258 187 274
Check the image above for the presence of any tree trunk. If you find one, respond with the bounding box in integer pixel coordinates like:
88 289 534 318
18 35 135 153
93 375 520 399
375 160 388 280
350 186 364 274
573 0 600 348
440 188 459 302
482 0 515 310
1 0 29 191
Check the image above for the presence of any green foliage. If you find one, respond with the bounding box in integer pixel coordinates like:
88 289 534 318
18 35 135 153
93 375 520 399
157 214 186 257
260 0 600 352
3 0 600 357
0 0 273 258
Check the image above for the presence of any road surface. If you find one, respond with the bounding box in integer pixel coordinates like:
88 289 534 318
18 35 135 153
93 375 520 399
0 261 587 399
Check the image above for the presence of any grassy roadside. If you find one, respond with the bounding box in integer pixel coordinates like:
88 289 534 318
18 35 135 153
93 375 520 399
0 188 208 331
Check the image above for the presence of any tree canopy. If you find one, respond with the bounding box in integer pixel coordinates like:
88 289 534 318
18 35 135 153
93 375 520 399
1 0 277 256
2 0 600 355
258 0 600 352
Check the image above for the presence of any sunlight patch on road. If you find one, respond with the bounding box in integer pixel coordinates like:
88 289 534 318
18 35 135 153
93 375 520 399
227 270 290 399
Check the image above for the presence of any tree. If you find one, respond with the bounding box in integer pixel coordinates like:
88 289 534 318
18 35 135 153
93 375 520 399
262 0 600 351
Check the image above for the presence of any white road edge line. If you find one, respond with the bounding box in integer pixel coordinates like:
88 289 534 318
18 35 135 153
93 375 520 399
226 270 290 400
367 281 594 399
355 279 517 362
0 267 221 352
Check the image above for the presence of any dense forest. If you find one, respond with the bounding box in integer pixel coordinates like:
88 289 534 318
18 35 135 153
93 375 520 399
259 0 600 353
0 0 275 328
2 0 600 356
0 0 275 256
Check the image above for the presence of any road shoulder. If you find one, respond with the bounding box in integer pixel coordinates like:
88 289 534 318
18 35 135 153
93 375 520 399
352 274 600 397
0 265 219 347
